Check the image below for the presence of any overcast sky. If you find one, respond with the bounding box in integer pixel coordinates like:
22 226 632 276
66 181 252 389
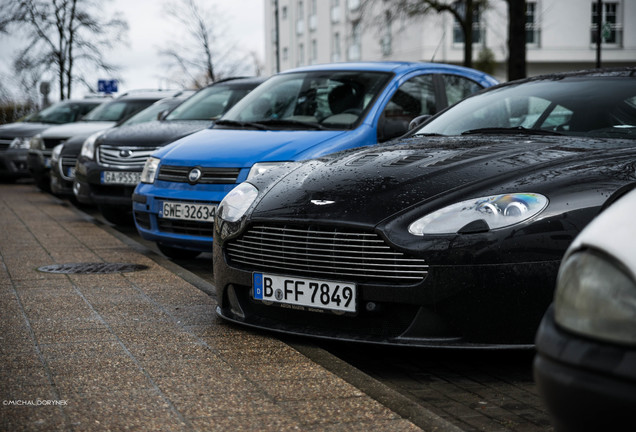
0 0 265 100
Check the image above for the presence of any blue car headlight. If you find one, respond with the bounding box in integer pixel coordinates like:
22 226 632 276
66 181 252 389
408 193 548 235
217 182 259 223
554 250 636 345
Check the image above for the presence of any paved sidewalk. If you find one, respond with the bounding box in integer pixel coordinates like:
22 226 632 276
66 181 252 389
0 184 447 431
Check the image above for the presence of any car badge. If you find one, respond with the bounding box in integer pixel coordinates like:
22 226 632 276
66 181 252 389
311 199 336 206
119 149 132 158
188 168 202 183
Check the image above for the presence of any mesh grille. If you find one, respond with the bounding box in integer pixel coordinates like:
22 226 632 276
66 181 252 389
226 224 428 284
157 218 214 236
98 146 157 168
157 165 241 184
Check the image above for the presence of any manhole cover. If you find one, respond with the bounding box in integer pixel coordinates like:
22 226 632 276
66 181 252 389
37 263 149 274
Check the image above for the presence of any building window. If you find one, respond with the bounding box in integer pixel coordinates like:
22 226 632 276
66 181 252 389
309 0 317 30
332 32 341 62
348 0 360 10
452 1 483 44
282 47 289 61
525 2 540 46
348 20 361 60
331 0 341 23
591 2 622 46
311 39 318 64
381 11 392 56
281 6 287 20
298 43 305 66
297 0 305 35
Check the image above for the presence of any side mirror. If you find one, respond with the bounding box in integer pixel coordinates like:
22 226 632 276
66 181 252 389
408 114 432 131
157 110 169 121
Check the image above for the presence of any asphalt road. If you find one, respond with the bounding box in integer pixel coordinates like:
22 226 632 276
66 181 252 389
95 210 554 432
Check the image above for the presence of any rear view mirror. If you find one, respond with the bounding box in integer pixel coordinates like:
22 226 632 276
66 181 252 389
408 114 432 131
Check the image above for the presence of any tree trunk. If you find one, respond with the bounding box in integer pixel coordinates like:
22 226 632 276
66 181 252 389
463 0 473 68
507 0 527 80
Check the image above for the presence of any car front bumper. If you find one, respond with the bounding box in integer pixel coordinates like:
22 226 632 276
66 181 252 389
0 148 29 178
534 306 636 432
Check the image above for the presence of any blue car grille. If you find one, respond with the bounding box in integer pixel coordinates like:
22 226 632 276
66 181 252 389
157 165 241 184
226 224 428 284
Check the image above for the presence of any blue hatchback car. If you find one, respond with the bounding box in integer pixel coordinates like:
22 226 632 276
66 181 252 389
133 62 497 258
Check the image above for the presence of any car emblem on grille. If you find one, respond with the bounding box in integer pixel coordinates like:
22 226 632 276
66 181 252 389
188 168 202 183
119 149 132 158
311 200 336 205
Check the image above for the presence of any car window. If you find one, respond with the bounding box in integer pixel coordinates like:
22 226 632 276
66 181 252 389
443 74 483 106
416 77 636 138
119 98 184 126
27 101 102 124
166 85 253 121
82 100 155 122
221 71 392 130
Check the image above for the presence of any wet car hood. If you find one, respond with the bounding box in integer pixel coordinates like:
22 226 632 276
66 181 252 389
0 122 53 138
157 128 349 167
98 120 210 147
249 135 636 226
40 121 115 138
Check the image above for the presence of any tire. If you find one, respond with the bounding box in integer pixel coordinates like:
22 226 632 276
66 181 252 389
157 243 201 260
99 204 134 226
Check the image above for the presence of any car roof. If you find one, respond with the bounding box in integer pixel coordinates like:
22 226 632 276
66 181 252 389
115 89 188 100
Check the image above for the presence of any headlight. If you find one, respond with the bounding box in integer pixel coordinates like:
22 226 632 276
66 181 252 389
554 250 636 345
140 157 160 184
29 134 44 150
217 182 259 223
247 162 296 180
9 137 31 149
51 144 64 163
79 132 103 160
408 193 548 235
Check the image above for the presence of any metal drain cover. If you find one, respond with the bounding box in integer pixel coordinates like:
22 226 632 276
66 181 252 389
37 263 149 274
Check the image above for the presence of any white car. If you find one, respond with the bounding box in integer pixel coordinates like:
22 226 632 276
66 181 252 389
534 186 636 432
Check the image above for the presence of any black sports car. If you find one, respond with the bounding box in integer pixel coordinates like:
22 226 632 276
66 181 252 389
213 68 636 348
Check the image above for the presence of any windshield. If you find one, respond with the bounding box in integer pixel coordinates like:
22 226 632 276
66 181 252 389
219 71 392 130
82 99 156 122
27 100 102 124
415 77 636 139
120 98 184 126
165 84 254 121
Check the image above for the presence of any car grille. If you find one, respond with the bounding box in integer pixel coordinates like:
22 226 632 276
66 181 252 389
226 224 428 284
98 146 158 168
157 165 241 184
59 156 77 180
43 138 65 149
157 218 214 237
0 137 11 150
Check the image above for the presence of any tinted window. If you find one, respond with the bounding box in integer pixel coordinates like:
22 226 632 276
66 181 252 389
416 77 636 138
166 85 253 121
444 74 483 105
27 101 102 124
83 100 157 122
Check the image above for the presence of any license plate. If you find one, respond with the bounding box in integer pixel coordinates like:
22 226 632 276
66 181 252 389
160 201 216 222
101 171 141 185
253 273 356 313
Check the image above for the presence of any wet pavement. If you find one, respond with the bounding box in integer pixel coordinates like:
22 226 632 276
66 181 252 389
0 183 461 431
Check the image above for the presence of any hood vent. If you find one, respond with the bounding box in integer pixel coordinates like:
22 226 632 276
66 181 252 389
346 154 380 166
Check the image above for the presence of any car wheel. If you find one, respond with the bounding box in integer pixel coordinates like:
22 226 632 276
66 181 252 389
99 204 134 226
157 243 202 260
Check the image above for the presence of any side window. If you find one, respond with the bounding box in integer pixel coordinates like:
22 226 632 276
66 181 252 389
379 74 436 141
444 75 483 106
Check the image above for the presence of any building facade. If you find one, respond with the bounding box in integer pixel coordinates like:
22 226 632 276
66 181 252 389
264 0 636 81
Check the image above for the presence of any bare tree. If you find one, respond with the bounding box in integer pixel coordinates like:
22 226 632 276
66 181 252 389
360 0 487 68
160 0 254 88
0 0 128 100
506 0 526 80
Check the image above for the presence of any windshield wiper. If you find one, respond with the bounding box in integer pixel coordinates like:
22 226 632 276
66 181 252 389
255 118 327 130
461 126 563 136
214 119 268 130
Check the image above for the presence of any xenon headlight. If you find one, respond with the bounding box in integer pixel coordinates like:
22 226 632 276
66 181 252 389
9 137 31 149
247 162 297 180
554 250 636 345
79 132 103 160
140 157 161 184
51 144 64 163
409 193 548 235
217 182 259 223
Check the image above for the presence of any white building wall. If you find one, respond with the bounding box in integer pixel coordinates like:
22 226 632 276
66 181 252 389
264 0 636 81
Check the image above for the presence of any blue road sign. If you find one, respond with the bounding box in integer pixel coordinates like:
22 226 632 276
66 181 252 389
98 79 118 93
